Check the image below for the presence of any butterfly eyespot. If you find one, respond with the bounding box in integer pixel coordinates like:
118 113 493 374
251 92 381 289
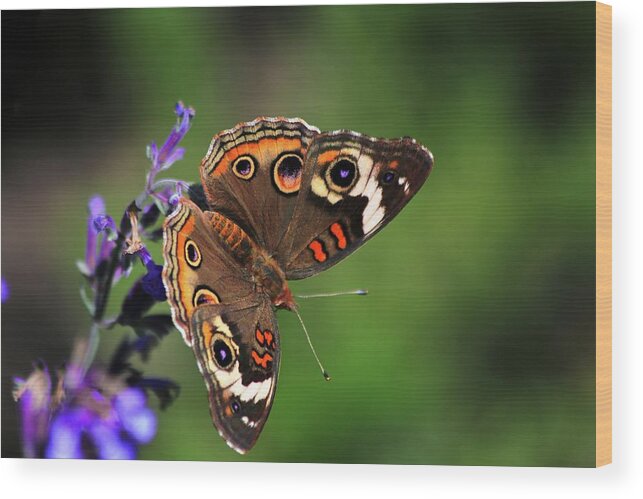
273 152 303 195
213 340 232 367
326 157 358 192
230 400 241 414
212 335 236 370
193 286 220 307
381 170 398 185
184 240 201 268
232 155 256 180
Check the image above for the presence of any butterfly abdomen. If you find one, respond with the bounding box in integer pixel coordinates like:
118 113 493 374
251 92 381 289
250 251 296 311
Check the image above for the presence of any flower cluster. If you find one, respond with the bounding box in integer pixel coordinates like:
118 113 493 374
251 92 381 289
14 340 163 459
13 102 194 459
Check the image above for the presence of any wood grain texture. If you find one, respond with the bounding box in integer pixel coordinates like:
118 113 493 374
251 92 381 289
595 1 612 468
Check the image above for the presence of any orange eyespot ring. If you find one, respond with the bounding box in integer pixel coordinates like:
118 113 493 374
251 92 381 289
193 287 220 307
232 155 256 180
272 153 303 195
184 240 201 268
325 157 358 193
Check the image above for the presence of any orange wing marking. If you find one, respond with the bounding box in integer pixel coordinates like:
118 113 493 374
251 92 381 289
318 150 341 166
255 327 275 350
330 222 348 250
251 350 274 369
213 138 302 176
308 240 328 263
255 327 265 345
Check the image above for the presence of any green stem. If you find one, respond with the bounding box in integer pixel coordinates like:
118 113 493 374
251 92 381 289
82 323 101 374
82 231 128 372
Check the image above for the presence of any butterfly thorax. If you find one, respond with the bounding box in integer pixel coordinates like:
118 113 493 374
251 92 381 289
209 210 296 311
250 251 297 311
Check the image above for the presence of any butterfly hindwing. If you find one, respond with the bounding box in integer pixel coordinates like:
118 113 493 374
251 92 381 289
279 131 434 279
190 298 280 454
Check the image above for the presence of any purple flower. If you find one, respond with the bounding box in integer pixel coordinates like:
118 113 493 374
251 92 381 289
122 209 166 303
93 214 117 237
113 388 157 444
148 101 195 173
144 102 194 208
14 341 159 460
79 196 124 282
86 417 136 460
135 247 166 302
151 179 189 208
81 195 110 277
46 408 85 459
12 362 52 458
1 277 9 303
45 386 156 460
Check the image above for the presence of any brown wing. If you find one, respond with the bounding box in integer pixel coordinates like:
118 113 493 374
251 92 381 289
190 298 280 454
277 131 434 279
162 198 256 345
199 117 320 251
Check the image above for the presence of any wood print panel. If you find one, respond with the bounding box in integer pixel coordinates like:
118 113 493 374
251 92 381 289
1 2 610 466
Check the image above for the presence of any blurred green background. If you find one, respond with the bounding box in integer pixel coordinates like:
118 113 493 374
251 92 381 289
2 3 596 466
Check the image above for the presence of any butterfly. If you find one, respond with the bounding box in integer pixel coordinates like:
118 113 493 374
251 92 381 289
162 117 434 453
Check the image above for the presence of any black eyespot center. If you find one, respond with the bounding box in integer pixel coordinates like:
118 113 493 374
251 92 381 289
277 154 303 178
187 243 197 261
329 158 357 190
236 159 251 175
273 153 303 195
382 170 397 185
231 400 241 413
213 339 233 368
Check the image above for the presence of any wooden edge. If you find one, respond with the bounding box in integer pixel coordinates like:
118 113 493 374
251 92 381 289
595 1 612 468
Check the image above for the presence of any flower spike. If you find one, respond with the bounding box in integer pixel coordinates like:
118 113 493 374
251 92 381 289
147 101 195 174
143 102 195 211
15 101 192 459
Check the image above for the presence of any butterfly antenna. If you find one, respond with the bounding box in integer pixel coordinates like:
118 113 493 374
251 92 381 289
295 289 368 299
294 308 331 381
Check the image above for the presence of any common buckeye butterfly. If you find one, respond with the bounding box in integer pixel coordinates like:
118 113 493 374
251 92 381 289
162 117 434 453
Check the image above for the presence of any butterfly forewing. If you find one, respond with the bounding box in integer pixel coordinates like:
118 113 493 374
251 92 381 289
162 199 257 345
280 131 434 279
199 117 320 251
